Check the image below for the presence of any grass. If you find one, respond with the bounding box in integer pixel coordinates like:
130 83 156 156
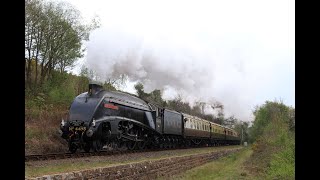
265 128 295 180
167 147 254 180
25 145 241 178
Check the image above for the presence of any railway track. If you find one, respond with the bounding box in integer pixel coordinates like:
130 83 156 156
25 149 146 162
25 144 233 162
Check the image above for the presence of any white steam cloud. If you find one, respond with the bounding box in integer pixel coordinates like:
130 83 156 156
84 27 256 121
78 0 294 122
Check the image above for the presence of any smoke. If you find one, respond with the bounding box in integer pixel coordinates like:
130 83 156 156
84 27 259 121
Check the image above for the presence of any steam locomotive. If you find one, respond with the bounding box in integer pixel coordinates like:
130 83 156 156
59 83 240 153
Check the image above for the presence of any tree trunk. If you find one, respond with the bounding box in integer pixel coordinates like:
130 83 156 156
27 59 32 88
34 28 43 89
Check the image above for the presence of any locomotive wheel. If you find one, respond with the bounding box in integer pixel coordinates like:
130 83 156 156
137 141 146 150
118 141 128 151
92 140 103 152
69 143 77 153
127 141 136 150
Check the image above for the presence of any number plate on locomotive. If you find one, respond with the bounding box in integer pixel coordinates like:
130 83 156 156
69 126 86 131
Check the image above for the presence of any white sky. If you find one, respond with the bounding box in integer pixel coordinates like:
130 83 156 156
58 0 295 122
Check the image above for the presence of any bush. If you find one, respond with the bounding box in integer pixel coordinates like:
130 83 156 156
246 100 295 179
48 86 75 105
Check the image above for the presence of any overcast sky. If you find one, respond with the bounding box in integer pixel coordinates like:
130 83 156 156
58 0 295 122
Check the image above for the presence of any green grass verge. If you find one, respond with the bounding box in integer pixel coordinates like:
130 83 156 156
167 147 253 180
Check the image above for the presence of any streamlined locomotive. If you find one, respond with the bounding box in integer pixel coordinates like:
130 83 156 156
59 83 240 153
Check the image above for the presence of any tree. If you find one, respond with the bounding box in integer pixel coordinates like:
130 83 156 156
134 82 146 98
224 115 237 128
25 0 44 88
134 82 166 106
249 100 292 143
105 74 127 90
25 0 99 89
233 121 249 143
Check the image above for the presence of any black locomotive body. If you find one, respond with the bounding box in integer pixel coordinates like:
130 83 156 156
59 83 240 153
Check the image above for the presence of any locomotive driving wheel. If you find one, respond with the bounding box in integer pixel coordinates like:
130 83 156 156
114 140 127 151
126 122 138 150
127 141 137 150
137 141 146 150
